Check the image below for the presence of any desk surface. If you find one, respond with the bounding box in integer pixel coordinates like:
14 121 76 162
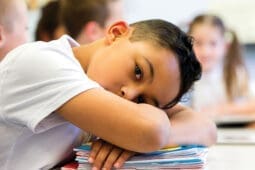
206 144 255 170
206 128 255 170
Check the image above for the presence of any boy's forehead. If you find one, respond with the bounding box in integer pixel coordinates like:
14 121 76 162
147 47 180 107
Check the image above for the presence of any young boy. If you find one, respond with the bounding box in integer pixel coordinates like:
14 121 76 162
0 0 28 61
0 20 216 170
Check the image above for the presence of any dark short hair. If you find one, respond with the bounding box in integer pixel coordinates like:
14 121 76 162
59 0 110 39
35 0 61 41
130 19 202 109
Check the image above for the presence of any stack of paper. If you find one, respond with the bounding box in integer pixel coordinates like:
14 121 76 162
74 143 208 169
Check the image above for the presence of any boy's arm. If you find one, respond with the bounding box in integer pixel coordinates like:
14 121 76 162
166 104 217 146
86 104 217 169
57 88 171 153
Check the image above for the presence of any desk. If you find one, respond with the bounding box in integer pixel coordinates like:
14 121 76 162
206 128 255 170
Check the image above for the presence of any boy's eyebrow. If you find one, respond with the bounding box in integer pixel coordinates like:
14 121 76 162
143 57 159 107
143 57 154 83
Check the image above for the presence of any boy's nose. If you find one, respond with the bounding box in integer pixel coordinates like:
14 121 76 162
120 86 140 101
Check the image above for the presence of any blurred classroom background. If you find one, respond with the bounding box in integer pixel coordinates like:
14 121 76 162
27 0 255 80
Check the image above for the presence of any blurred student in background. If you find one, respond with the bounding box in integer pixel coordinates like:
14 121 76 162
35 0 65 41
59 0 123 44
0 0 28 61
188 14 255 118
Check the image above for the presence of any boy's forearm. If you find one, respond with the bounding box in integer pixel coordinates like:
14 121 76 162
57 88 171 153
166 104 217 146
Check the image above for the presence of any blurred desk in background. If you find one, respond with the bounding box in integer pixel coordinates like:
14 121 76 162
215 115 255 127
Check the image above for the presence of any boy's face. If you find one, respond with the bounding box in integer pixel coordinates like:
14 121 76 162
87 23 180 108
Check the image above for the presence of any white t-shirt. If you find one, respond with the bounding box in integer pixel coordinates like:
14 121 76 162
0 35 101 170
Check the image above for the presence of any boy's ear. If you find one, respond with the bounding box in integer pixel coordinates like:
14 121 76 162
0 25 6 48
105 21 129 44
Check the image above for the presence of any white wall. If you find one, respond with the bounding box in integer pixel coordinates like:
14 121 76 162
122 0 255 44
208 0 255 44
122 0 209 26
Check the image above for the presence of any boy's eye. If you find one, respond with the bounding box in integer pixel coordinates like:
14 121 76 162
137 95 145 103
134 64 143 80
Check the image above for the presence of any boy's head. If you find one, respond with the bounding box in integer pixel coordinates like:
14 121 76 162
84 19 201 109
129 20 202 108
59 0 123 44
0 0 28 61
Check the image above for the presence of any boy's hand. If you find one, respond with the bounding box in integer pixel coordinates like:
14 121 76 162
89 139 135 170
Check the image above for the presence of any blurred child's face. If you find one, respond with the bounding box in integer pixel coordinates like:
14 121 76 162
3 0 28 58
87 37 180 108
76 0 123 44
105 0 124 28
190 24 227 73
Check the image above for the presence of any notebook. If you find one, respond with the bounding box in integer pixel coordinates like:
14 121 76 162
73 143 208 170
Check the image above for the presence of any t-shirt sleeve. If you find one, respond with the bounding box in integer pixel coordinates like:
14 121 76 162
0 43 101 133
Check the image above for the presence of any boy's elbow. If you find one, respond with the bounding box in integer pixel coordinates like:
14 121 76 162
150 120 171 150
204 119 217 146
139 113 171 152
